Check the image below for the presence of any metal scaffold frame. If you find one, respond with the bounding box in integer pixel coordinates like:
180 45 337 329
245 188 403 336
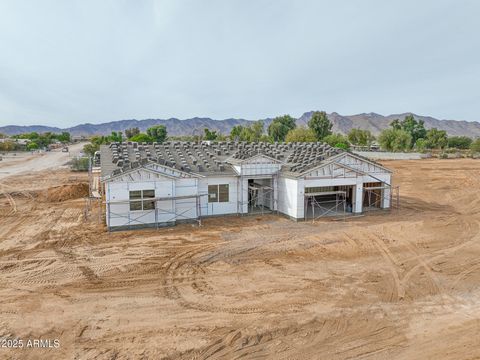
304 190 348 223
336 162 400 214
363 185 400 212
248 182 274 214
237 173 278 216
106 194 207 231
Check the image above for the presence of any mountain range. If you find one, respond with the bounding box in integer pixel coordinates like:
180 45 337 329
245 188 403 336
1 112 480 138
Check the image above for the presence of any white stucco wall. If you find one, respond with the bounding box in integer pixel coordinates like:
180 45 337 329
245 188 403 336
106 177 199 228
277 176 301 219
199 175 238 216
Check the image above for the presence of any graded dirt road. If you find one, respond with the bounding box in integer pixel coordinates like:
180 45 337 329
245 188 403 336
0 159 479 359
0 142 85 180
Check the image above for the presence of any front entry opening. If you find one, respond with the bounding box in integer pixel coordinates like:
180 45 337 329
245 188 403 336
304 185 354 219
248 178 273 214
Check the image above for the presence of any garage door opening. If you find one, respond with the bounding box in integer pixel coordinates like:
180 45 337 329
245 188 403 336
304 185 354 220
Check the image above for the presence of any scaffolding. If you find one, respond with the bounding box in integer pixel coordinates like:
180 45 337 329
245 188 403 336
363 185 400 213
304 190 348 223
237 173 278 216
105 194 207 231
335 162 400 214
247 182 274 214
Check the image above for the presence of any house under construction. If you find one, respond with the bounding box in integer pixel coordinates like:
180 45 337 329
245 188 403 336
99 141 394 230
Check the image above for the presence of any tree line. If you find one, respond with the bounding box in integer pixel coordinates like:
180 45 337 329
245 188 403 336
81 113 480 157
2 113 479 157
0 131 71 151
83 126 168 156
378 115 480 152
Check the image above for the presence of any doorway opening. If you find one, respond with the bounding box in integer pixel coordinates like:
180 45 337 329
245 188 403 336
247 178 274 214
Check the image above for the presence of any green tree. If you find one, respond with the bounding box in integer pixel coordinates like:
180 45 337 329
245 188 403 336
378 128 412 152
268 115 296 142
259 134 273 143
230 121 264 142
447 136 472 149
125 127 140 139
425 128 448 149
0 141 16 151
251 120 265 141
204 128 218 140
347 128 375 146
83 143 99 157
308 111 332 141
285 127 316 143
390 119 402 130
56 132 71 143
83 135 113 157
323 133 350 150
415 138 427 152
230 125 243 141
129 133 155 143
402 115 426 145
90 135 108 146
240 127 255 142
471 138 480 153
26 142 39 151
389 115 426 147
146 125 167 143
14 132 54 148
108 131 123 143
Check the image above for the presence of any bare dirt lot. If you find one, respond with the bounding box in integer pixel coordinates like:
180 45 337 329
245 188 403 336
0 159 479 359
0 142 85 180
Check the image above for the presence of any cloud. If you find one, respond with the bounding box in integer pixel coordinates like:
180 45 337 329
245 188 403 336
0 0 479 126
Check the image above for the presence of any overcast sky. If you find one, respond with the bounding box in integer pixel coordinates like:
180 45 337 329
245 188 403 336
0 0 479 127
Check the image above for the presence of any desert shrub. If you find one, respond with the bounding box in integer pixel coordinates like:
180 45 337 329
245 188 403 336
70 157 90 171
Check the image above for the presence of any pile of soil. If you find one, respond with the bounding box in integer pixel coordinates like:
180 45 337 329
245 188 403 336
43 183 89 202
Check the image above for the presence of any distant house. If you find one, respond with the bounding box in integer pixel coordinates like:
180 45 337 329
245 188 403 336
72 135 87 142
99 141 393 230
0 138 31 145
350 142 380 152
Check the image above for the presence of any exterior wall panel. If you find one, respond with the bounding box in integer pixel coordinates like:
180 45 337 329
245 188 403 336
199 176 238 216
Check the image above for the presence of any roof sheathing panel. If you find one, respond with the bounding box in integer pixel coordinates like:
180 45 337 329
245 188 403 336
100 141 345 177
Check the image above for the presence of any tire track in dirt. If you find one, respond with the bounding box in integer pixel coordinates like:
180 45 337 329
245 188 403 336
3 192 16 215
162 245 268 314
167 314 407 360
450 262 480 291
400 228 480 298
367 233 404 302
373 229 448 303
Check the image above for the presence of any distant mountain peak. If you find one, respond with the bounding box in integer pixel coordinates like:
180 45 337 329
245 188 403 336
1 112 479 137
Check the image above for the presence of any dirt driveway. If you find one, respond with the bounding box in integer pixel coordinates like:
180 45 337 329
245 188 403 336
0 142 85 180
0 159 479 359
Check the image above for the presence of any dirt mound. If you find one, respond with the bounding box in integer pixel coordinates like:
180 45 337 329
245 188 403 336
43 183 89 202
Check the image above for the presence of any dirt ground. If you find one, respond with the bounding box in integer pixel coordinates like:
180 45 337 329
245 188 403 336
0 159 479 359
0 142 85 180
